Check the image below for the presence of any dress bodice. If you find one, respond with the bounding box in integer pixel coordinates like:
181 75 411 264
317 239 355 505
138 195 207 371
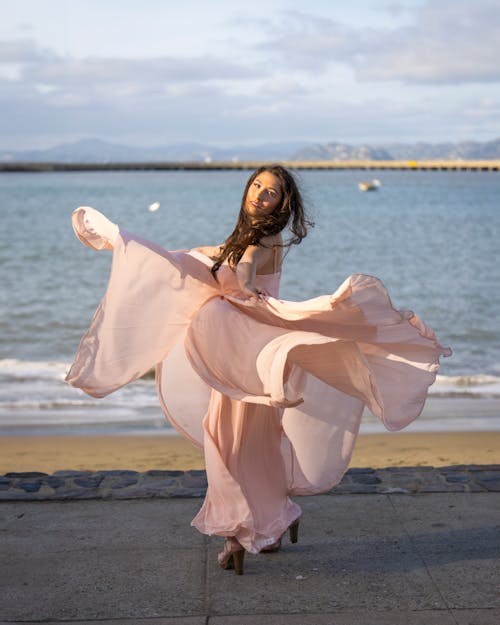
188 249 281 298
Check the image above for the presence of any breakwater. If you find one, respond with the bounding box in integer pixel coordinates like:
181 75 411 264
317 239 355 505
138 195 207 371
1 465 499 501
1 159 500 172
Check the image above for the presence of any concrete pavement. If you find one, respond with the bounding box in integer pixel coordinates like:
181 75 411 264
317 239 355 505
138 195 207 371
1 488 499 624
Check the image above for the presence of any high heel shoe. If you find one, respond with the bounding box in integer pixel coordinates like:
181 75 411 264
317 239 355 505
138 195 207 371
218 537 245 575
261 518 300 553
289 518 299 544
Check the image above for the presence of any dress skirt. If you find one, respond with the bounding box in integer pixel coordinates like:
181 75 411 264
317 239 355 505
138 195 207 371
192 391 301 553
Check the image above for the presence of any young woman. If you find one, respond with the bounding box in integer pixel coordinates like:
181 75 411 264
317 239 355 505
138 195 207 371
67 165 451 575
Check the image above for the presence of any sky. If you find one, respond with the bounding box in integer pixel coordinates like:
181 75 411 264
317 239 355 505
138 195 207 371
1 0 499 149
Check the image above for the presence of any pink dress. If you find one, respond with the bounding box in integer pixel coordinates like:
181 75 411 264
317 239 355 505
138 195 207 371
67 208 451 553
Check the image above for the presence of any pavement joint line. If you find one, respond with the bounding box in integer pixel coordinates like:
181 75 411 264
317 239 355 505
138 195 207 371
387 493 458 623
0 465 499 501
203 535 211 619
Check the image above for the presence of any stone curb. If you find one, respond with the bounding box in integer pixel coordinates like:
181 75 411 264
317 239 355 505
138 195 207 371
0 465 499 502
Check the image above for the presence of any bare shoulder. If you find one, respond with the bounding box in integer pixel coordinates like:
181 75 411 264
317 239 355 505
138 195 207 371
251 233 283 273
260 233 283 249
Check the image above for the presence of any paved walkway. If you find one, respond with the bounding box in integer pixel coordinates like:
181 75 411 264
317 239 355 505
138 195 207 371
1 467 499 624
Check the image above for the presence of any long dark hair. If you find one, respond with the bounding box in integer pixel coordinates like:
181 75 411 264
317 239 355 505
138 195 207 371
211 165 313 277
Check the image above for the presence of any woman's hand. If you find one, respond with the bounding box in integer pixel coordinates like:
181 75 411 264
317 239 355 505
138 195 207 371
240 282 267 302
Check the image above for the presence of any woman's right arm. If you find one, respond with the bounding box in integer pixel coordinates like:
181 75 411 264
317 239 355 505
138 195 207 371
191 245 222 258
236 244 273 300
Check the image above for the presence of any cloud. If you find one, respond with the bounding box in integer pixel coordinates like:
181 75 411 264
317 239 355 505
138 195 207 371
24 55 258 87
1 73 498 147
0 36 260 105
260 77 306 97
357 0 500 84
0 36 268 144
257 12 352 72
1 2 500 148
0 78 233 143
0 38 55 63
0 37 263 116
262 0 500 85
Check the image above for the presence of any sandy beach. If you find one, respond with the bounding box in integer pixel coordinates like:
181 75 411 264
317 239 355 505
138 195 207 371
1 431 498 474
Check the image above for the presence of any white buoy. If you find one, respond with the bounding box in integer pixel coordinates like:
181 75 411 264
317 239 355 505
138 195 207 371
148 201 160 212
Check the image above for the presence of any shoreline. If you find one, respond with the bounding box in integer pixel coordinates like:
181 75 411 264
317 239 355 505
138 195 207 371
1 431 499 474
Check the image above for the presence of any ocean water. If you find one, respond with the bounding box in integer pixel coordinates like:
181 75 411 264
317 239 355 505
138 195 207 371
1 169 499 435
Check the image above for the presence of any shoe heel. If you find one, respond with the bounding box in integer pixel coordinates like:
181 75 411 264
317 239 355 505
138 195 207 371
289 519 299 544
232 549 245 575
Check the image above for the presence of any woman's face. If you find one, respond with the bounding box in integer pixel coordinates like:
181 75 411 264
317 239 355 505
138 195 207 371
245 171 283 218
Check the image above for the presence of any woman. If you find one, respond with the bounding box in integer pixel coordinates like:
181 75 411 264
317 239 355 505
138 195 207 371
67 165 451 575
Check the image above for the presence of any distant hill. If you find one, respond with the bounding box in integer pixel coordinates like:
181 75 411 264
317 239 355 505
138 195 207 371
382 139 500 160
1 137 500 163
291 143 393 161
0 138 309 164
292 138 500 161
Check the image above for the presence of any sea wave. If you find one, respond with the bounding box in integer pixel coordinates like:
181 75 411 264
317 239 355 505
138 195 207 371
431 374 500 398
2 360 500 404
0 358 155 384
0 358 162 430
1 359 499 435
0 358 70 381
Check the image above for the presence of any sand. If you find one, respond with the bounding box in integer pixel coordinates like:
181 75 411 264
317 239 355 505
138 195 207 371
1 431 498 474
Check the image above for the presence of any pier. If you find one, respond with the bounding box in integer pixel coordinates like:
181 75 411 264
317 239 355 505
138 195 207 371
1 159 499 172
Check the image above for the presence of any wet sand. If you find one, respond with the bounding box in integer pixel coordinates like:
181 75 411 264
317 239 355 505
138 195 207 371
1 431 498 474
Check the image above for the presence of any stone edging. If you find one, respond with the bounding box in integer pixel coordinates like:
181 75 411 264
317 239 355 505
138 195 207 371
0 465 499 502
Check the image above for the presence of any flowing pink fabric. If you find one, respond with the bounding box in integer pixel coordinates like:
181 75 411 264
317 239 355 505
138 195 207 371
67 208 451 553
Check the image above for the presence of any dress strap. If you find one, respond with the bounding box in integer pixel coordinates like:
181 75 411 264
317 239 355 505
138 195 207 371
272 245 281 273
